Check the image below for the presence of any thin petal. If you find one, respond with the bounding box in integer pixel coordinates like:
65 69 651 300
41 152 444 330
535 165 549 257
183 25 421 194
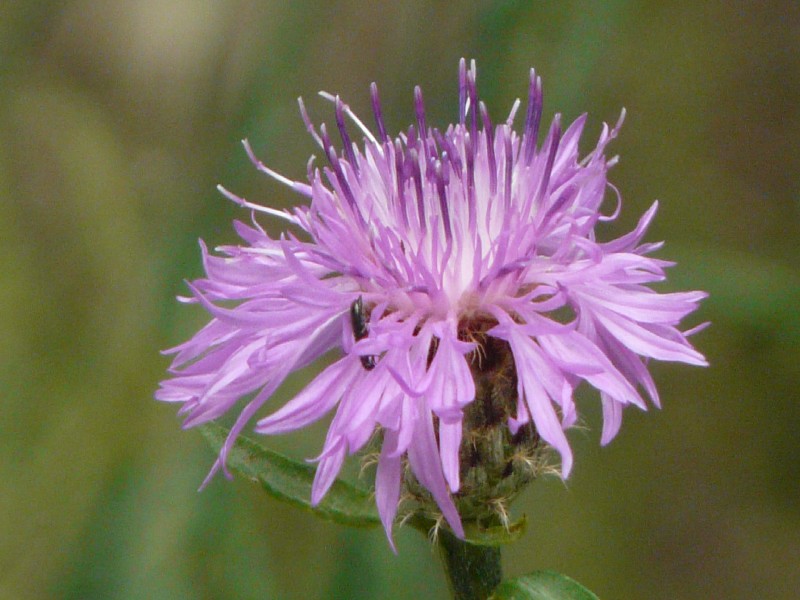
600 392 624 445
595 310 708 366
406 405 464 537
376 429 402 551
494 324 574 477
256 357 361 434
311 437 347 505
439 419 463 493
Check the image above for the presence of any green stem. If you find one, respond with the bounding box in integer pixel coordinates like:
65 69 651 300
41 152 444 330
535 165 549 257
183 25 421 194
436 528 502 600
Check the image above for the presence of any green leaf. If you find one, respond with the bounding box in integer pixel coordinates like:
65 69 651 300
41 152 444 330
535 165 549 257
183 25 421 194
491 571 600 600
199 422 380 528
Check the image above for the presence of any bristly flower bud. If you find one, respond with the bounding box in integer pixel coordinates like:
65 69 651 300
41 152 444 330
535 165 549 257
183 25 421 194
157 59 708 547
402 317 546 528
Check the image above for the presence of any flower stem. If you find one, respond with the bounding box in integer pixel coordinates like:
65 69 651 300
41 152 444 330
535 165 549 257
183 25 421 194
436 528 502 600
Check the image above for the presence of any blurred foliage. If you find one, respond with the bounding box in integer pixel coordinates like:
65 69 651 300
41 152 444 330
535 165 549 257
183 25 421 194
1 1 798 599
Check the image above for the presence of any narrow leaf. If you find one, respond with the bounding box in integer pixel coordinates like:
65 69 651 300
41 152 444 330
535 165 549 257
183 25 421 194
199 422 380 527
491 570 600 600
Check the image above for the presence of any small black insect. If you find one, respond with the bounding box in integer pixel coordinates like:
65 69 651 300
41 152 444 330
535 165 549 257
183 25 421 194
350 296 377 371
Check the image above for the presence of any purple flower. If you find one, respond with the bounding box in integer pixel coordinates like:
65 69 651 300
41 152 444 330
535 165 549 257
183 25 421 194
157 60 707 544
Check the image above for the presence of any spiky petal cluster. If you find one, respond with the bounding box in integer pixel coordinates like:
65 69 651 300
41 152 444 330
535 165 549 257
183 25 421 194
157 59 707 544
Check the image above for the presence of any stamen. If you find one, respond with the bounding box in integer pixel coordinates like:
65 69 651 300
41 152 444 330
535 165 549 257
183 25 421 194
466 63 479 143
614 107 627 131
434 129 462 175
217 185 298 224
414 86 427 134
504 125 513 209
306 156 316 182
414 86 429 159
409 148 426 232
370 82 389 143
464 132 476 232
320 124 356 207
536 116 561 203
393 139 409 227
458 58 467 124
523 69 543 163
506 98 521 127
407 124 417 147
318 90 379 146
434 159 452 240
297 97 323 148
319 122 334 159
334 96 358 168
479 101 497 195
242 139 312 197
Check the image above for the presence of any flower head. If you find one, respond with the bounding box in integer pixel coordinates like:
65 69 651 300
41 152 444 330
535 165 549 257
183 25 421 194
157 59 707 544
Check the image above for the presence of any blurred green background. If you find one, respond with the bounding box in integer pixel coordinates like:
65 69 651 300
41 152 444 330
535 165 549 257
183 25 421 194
2 1 798 599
